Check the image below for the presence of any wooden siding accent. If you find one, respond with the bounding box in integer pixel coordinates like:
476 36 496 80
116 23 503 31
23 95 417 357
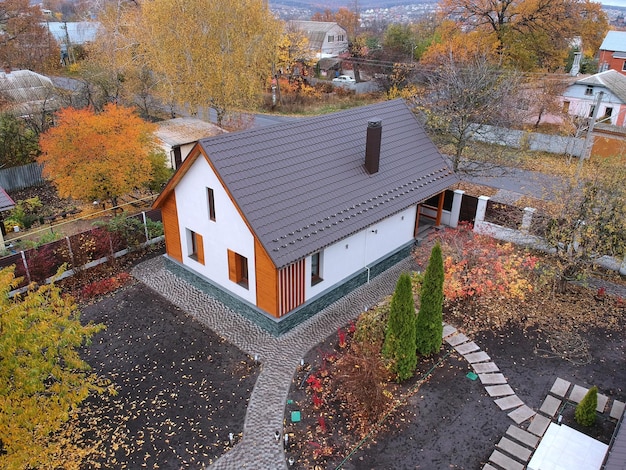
413 204 421 238
278 259 305 316
195 232 205 265
436 192 445 226
255 239 279 317
161 192 182 262
227 249 237 282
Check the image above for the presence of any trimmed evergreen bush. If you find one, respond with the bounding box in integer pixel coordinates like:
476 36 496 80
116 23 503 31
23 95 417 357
575 386 598 427
416 242 444 356
382 273 417 382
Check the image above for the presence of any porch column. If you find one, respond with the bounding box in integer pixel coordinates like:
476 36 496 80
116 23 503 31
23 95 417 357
520 207 536 233
620 255 626 276
449 189 464 228
474 195 490 231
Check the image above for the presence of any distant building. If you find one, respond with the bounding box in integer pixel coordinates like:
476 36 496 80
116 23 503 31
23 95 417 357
0 68 60 119
599 31 626 75
154 117 226 170
287 21 348 58
561 70 626 126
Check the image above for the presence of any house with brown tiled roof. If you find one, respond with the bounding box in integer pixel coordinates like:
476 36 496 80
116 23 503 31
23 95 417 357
152 99 459 334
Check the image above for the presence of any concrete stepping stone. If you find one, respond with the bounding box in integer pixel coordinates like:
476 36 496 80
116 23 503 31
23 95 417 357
456 341 480 354
528 414 551 437
508 405 536 424
479 373 507 385
550 377 571 397
539 395 562 417
486 384 515 397
442 324 457 338
505 425 539 448
473 362 499 373
597 393 608 413
497 436 532 461
489 449 524 470
610 400 625 419
464 351 491 363
569 384 588 403
495 395 524 411
446 333 469 346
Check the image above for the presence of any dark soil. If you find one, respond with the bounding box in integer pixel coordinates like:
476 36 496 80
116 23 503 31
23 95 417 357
284 309 626 469
72 282 260 469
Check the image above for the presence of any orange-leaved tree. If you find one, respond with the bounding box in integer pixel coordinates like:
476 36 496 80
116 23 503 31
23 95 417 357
38 104 157 209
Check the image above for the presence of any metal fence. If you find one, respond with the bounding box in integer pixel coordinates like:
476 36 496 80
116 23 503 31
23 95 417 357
0 163 45 191
0 209 162 289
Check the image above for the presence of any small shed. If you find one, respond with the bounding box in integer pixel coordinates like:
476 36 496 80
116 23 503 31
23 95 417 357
0 187 16 249
154 117 226 169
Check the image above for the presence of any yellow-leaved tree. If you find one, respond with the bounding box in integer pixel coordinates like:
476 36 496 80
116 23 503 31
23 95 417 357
38 104 159 209
0 266 111 469
132 0 281 127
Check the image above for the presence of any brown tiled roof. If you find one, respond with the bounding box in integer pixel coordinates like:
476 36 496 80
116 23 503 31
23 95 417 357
197 99 457 268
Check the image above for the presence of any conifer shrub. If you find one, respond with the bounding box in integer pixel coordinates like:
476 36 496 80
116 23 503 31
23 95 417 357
416 242 444 356
575 386 598 427
382 273 417 382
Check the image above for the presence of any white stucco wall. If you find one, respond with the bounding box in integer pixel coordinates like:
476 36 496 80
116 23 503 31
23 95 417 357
306 205 417 298
175 157 256 303
562 85 625 125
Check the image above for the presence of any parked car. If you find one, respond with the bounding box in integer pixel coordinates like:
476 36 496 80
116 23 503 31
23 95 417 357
332 75 356 85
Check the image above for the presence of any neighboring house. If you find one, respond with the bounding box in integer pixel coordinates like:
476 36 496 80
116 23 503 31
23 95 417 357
599 30 626 75
288 21 348 58
0 68 60 120
0 187 16 250
44 21 100 62
561 70 626 126
152 99 458 334
154 117 226 169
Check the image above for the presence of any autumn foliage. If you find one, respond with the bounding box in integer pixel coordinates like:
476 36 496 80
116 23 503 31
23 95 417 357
0 266 111 469
38 104 157 208
416 224 537 319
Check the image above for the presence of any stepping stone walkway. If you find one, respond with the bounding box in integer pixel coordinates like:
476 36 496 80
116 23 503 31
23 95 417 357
444 326 625 470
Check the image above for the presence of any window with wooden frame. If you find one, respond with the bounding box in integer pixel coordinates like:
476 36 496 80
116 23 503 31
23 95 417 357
207 187 216 221
227 249 249 289
186 229 204 264
585 86 593 96
327 35 334 42
311 251 323 285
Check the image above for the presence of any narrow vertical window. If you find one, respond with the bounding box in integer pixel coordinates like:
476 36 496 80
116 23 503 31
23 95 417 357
311 251 323 285
207 187 216 221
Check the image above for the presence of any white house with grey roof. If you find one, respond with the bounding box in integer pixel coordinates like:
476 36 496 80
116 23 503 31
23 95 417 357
561 70 626 126
288 21 348 58
153 99 458 334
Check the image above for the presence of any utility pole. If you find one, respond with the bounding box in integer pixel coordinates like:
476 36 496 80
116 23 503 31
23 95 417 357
577 91 603 180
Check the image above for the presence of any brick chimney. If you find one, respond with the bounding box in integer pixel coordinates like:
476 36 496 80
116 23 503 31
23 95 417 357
365 119 382 174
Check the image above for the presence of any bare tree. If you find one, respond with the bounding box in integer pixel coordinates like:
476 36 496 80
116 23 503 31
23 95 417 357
416 51 522 172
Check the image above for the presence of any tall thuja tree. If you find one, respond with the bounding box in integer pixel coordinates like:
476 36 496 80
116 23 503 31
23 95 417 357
382 273 417 382
416 242 444 356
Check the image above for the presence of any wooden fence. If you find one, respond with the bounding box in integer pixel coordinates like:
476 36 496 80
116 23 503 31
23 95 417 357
0 163 45 191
